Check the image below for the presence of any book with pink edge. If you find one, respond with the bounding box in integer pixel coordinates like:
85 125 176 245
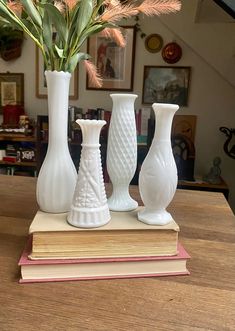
18 238 190 283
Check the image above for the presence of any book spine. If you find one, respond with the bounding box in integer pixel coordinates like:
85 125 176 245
140 107 151 136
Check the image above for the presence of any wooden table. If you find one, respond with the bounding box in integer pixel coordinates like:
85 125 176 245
0 175 235 331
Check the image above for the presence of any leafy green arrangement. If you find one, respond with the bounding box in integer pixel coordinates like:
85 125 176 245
0 0 181 86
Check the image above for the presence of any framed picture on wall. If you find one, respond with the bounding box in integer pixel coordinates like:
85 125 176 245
35 47 79 99
87 26 136 91
142 66 191 106
0 72 24 112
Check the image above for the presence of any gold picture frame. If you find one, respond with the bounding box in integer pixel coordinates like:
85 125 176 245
0 72 24 113
35 47 79 99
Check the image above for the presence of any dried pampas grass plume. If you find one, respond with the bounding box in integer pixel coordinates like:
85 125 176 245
64 0 78 10
7 0 23 16
100 28 126 47
100 5 138 23
137 0 181 16
84 60 103 88
100 0 181 23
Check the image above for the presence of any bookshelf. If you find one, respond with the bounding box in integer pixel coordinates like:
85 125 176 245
0 133 37 176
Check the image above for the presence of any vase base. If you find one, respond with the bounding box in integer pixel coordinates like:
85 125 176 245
137 208 173 225
67 204 111 228
108 196 138 212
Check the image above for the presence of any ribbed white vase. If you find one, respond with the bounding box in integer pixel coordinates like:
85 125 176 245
107 94 138 211
138 103 179 225
67 119 110 228
36 71 77 213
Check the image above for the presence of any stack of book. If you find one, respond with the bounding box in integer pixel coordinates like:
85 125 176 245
19 207 190 283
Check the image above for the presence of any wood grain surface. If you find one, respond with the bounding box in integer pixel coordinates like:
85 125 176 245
0 174 235 331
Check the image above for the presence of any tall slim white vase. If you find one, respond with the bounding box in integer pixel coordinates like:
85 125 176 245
36 71 77 213
138 103 179 225
67 119 110 228
107 94 138 211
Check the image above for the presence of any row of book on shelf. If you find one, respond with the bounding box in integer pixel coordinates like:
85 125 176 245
18 207 190 283
67 106 152 145
1 143 35 164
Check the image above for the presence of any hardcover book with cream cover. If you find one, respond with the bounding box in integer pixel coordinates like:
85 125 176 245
29 207 180 260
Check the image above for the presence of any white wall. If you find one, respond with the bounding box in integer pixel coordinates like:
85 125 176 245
0 15 235 213
160 0 235 88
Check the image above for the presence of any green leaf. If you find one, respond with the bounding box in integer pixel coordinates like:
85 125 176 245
76 0 93 37
0 17 12 28
83 22 112 39
42 10 52 50
20 0 42 27
66 52 90 73
67 3 81 47
76 24 105 49
21 18 39 38
54 45 65 59
36 0 51 18
76 52 90 62
0 1 22 29
69 0 81 22
84 24 104 36
42 49 52 70
41 3 68 44
92 0 105 17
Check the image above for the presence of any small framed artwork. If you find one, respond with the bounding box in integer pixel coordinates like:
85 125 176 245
87 26 136 91
172 115 197 142
0 72 24 112
35 47 79 99
142 66 191 106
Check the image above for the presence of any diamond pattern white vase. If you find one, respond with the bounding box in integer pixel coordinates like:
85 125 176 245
138 103 179 225
67 119 110 228
107 94 138 211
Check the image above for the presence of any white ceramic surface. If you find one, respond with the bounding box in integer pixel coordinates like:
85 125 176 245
138 103 179 225
36 71 77 213
107 94 138 211
67 119 110 228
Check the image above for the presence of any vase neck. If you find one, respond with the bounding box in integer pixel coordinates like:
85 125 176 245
110 94 138 110
77 119 106 147
152 103 179 141
45 71 71 145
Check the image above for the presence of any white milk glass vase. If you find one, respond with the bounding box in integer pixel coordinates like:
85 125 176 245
67 119 110 228
36 71 77 213
138 103 179 225
107 94 138 211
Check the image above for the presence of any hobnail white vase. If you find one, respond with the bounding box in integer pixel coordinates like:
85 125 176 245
138 103 179 225
67 119 110 228
36 71 77 213
107 93 138 211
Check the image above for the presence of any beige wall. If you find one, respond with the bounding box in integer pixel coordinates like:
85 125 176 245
0 15 235 213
